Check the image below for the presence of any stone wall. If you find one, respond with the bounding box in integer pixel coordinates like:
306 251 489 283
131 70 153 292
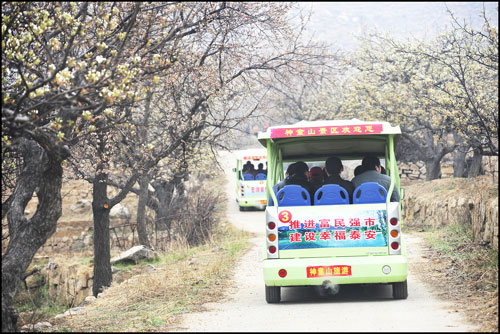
36 219 138 255
398 155 498 181
22 256 94 307
45 261 94 306
23 225 170 307
402 176 498 250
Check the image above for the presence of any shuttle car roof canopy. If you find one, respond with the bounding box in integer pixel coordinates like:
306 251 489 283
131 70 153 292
257 119 401 160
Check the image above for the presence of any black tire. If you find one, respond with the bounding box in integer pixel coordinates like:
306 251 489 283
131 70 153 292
392 280 408 299
265 285 281 303
239 205 245 211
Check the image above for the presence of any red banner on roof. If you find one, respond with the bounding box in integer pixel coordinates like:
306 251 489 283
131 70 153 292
243 155 266 160
270 124 383 138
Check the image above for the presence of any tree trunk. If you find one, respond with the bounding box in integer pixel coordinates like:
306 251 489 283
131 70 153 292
92 171 112 297
425 158 442 181
401 130 454 181
2 139 63 332
151 180 175 241
173 173 186 200
467 148 483 178
136 174 151 248
452 132 468 177
453 151 468 177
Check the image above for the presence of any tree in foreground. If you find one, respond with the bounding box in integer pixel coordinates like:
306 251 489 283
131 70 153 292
1 2 334 331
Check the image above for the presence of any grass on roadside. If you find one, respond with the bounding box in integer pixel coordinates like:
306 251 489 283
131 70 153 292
421 223 498 289
410 223 498 332
51 223 252 332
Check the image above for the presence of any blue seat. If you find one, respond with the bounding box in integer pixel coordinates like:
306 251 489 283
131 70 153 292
314 184 349 205
353 182 387 204
276 185 311 206
255 173 267 180
244 173 255 180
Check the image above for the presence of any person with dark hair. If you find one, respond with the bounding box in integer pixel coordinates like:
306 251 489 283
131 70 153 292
323 156 355 203
268 162 296 206
240 161 252 180
322 167 328 180
242 160 252 173
308 166 324 194
243 163 256 179
256 162 266 175
277 161 315 202
354 165 366 177
351 155 400 202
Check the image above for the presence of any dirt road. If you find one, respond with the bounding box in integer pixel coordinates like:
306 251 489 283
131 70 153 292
176 150 478 332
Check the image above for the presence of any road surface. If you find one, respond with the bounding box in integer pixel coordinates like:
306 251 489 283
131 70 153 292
175 150 477 332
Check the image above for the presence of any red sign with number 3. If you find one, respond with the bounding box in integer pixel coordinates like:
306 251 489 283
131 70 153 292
278 210 292 223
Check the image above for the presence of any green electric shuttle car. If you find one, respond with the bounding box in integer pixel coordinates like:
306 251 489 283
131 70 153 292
233 149 268 211
258 119 407 303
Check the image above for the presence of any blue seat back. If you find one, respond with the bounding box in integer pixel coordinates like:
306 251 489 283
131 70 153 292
353 182 387 204
255 173 267 180
243 173 255 180
314 184 349 205
276 185 311 206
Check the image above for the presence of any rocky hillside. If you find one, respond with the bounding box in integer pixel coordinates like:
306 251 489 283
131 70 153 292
402 176 498 250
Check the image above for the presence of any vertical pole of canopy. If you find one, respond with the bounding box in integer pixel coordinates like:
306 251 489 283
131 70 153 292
266 140 279 206
265 140 272 199
385 142 390 176
277 147 283 182
386 134 396 205
237 159 242 181
386 134 401 191
389 134 403 226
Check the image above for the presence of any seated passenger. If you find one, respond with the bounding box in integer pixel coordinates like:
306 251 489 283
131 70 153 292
242 161 252 173
351 155 400 202
256 163 266 175
276 161 315 203
323 156 355 203
268 163 296 206
322 167 328 180
308 166 324 195
243 164 256 179
354 164 366 177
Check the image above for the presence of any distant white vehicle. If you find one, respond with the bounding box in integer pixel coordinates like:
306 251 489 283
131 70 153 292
232 148 268 211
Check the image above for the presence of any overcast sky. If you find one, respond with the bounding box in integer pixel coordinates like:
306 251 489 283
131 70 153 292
295 2 498 51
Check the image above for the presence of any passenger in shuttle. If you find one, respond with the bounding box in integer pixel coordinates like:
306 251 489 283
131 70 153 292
323 156 355 203
277 161 315 201
353 164 366 177
351 155 399 202
308 166 324 195
256 163 267 175
268 163 296 206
